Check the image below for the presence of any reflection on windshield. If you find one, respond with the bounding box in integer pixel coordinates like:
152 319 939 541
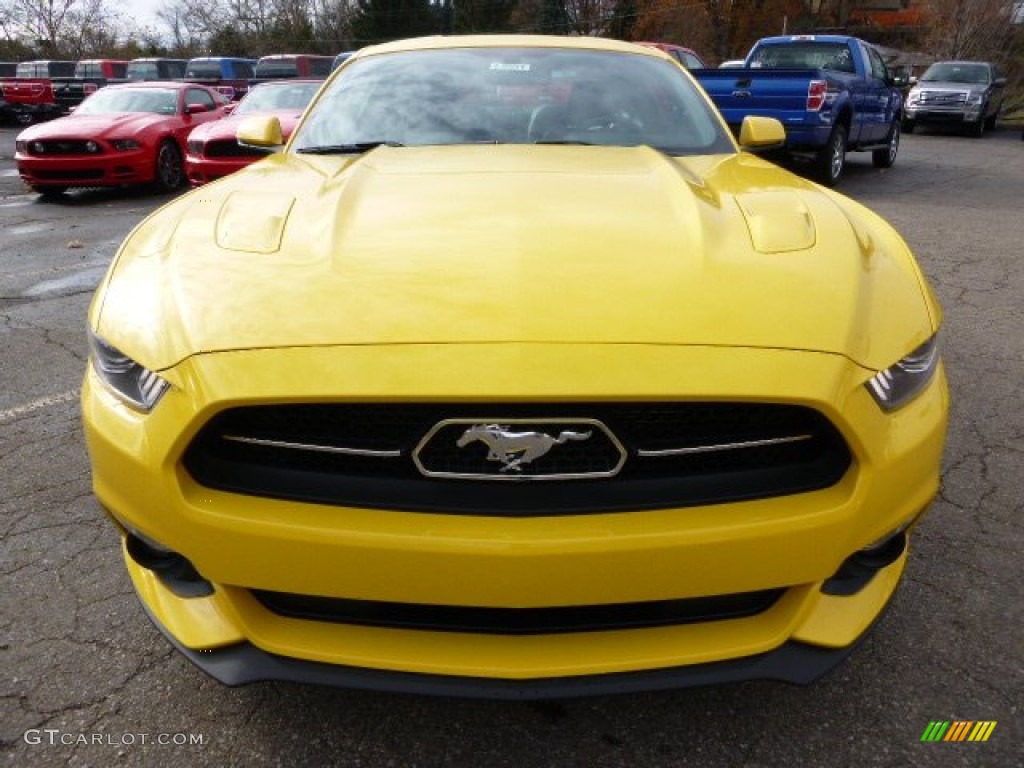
291 48 734 156
237 83 320 114
77 89 178 115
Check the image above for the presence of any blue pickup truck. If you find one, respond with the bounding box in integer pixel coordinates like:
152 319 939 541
694 35 904 185
184 56 257 101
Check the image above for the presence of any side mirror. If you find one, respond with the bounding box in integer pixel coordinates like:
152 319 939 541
185 103 208 114
236 115 284 153
737 115 785 152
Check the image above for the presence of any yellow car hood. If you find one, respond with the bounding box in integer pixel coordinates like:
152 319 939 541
95 145 937 371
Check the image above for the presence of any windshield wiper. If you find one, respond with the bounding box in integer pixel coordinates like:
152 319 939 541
534 140 597 146
296 141 404 155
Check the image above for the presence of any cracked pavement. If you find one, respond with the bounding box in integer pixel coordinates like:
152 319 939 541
1 125 1021 767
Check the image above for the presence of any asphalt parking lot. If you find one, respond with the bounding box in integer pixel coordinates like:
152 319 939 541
1 124 1022 768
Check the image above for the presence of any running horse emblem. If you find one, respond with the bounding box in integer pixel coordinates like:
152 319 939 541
456 424 592 473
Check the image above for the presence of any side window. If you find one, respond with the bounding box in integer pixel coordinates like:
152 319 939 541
682 52 704 69
187 88 217 110
866 46 888 82
237 61 255 79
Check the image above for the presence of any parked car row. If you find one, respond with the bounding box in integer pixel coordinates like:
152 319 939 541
9 38 1019 198
0 53 345 125
13 77 325 194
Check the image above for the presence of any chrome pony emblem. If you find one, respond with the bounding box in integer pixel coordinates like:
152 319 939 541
456 424 592 472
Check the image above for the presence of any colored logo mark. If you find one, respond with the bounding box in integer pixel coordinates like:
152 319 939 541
921 721 997 742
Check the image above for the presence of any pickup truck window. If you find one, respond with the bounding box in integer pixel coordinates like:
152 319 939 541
17 61 75 78
749 43 854 74
865 46 888 82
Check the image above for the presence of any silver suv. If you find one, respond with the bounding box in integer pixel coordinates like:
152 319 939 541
903 61 1005 137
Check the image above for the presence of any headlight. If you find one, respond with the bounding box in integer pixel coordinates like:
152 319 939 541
906 91 920 105
15 140 28 153
88 331 169 411
186 139 204 156
966 93 983 105
866 335 940 412
85 140 100 153
110 139 141 151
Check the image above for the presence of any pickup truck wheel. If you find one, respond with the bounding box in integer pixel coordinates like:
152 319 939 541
873 120 900 169
154 140 184 191
967 108 986 137
15 112 34 126
984 103 1000 130
814 124 847 187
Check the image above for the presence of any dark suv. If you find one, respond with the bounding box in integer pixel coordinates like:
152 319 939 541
903 61 1006 136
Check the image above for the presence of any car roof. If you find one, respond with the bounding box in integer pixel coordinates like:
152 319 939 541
188 56 257 63
249 78 323 86
258 54 333 60
102 81 197 91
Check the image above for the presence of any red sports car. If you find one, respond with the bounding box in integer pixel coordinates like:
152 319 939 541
15 81 229 196
185 79 322 186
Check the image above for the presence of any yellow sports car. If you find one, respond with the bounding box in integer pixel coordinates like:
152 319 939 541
83 35 948 698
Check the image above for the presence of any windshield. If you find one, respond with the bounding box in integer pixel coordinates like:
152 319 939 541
186 62 222 79
291 47 733 156
237 81 321 114
748 42 855 73
920 63 990 84
127 62 159 80
77 88 178 115
255 62 298 78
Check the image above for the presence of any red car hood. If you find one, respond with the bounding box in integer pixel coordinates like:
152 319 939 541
189 110 303 142
19 112 174 140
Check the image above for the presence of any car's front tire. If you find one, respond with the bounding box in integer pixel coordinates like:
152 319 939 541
154 140 185 192
814 124 847 187
873 119 900 169
984 103 1000 131
967 109 986 138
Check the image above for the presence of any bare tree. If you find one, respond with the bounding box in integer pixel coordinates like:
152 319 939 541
924 0 1018 60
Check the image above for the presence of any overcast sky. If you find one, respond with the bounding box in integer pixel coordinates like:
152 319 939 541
128 0 166 32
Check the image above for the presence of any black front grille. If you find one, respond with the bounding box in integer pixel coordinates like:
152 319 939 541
33 169 104 180
252 588 786 635
204 139 264 158
32 140 103 155
184 403 852 516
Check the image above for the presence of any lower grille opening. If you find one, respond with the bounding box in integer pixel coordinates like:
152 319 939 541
34 169 104 180
252 589 786 635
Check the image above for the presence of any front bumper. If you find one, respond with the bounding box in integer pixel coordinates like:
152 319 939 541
16 148 156 187
135 554 902 699
905 106 981 124
84 343 948 693
185 155 250 186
